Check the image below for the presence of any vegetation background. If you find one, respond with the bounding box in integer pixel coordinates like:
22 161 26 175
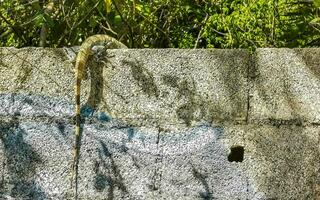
0 0 319 49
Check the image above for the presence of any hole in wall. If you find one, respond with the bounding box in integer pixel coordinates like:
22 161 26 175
228 145 244 162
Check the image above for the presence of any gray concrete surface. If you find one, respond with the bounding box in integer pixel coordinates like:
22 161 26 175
0 48 319 199
250 48 320 125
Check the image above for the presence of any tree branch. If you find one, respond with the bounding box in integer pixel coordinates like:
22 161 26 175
0 12 27 43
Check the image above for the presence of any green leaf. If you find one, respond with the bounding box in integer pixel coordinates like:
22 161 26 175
89 17 98 28
314 0 320 7
104 0 112 13
44 14 54 27
136 4 142 12
34 14 45 27
310 17 320 24
114 15 122 24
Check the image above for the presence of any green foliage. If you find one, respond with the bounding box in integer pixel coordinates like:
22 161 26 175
0 0 319 48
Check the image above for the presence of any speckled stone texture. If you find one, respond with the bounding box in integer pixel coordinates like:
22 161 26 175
249 48 320 125
0 48 319 199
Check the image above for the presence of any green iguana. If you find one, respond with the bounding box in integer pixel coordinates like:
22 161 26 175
72 34 127 199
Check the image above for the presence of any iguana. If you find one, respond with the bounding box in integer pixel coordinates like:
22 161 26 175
72 34 127 199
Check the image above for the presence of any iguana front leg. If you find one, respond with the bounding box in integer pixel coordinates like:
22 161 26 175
71 34 127 200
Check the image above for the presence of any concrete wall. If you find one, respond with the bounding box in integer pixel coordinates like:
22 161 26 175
0 47 319 199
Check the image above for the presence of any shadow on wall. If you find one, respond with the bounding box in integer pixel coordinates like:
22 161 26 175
0 92 246 199
253 49 320 125
98 50 249 128
0 113 45 199
122 53 247 126
93 140 129 200
295 49 320 80
191 165 213 200
75 51 250 198
87 121 251 199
